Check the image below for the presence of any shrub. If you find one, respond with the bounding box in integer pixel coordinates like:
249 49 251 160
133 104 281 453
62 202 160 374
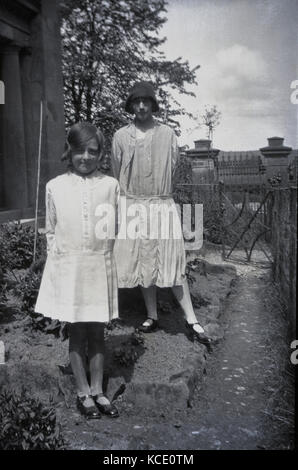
16 270 42 314
0 388 66 450
113 332 145 367
0 284 8 306
0 222 46 272
15 265 67 339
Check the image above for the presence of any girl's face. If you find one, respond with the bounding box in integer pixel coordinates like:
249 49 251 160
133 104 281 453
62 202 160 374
71 137 102 176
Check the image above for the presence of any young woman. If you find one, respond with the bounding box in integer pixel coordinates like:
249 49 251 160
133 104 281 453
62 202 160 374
35 122 119 419
111 81 212 345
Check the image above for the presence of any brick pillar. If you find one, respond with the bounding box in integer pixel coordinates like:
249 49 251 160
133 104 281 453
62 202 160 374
1 46 28 209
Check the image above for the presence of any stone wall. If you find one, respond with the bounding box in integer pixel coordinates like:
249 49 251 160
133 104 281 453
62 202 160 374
270 187 297 332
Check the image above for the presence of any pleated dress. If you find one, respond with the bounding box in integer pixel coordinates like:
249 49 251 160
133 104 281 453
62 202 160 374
35 171 119 323
111 121 186 288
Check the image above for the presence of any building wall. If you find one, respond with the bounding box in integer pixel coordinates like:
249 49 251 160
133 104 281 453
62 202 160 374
0 0 65 222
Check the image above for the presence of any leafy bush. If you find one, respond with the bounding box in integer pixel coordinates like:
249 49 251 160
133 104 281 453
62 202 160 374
0 222 46 272
0 284 8 306
113 332 145 367
174 184 224 245
16 270 42 314
0 388 66 450
15 264 67 339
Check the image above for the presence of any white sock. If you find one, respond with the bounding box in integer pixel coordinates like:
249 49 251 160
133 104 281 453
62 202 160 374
96 395 110 406
142 318 156 327
192 323 204 334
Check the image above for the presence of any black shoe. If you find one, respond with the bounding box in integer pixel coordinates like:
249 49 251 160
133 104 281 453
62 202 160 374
185 322 213 346
138 318 158 333
76 395 101 419
92 394 119 418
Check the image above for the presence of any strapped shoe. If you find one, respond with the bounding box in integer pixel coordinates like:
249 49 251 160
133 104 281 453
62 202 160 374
138 318 158 333
185 321 213 347
92 393 119 418
76 394 101 420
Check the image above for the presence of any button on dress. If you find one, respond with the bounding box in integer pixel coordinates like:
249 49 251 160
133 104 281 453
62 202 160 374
35 171 119 323
111 121 186 288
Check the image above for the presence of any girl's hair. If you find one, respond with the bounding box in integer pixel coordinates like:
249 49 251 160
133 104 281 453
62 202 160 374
61 122 105 168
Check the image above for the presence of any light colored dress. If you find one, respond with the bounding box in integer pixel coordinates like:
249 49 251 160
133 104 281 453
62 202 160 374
111 120 186 288
35 171 119 323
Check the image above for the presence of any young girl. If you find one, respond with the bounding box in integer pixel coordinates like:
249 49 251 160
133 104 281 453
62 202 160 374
35 122 119 419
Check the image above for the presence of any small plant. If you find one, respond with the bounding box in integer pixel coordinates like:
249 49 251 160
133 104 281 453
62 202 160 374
157 299 173 315
0 387 66 450
190 292 210 309
113 332 145 367
0 222 46 272
0 284 8 306
185 266 196 285
16 270 42 314
15 264 66 338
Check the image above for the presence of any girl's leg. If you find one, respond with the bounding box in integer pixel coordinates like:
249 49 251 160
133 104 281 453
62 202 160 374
69 322 94 405
171 279 204 333
140 285 158 321
86 322 110 405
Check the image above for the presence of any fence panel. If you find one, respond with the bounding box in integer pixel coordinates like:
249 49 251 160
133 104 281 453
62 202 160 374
269 187 297 331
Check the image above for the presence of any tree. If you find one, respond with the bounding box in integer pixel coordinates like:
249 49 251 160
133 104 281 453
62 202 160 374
59 0 200 148
201 105 221 142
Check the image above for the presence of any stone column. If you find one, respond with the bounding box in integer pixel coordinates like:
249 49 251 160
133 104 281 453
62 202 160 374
260 137 292 187
1 46 28 209
41 0 65 179
20 48 41 209
186 139 220 184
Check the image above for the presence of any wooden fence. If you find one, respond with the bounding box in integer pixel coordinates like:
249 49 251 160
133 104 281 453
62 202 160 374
268 187 297 332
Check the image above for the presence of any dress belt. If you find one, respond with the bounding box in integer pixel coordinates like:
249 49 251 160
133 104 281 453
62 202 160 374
120 193 173 200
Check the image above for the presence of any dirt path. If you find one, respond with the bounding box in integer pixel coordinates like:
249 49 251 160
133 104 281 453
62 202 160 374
60 254 294 450
184 266 294 450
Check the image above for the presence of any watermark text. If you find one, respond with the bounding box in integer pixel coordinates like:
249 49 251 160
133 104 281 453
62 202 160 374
94 200 203 251
290 80 298 104
0 80 4 105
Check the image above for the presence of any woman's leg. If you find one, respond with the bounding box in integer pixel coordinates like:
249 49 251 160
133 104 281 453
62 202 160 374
69 322 94 403
171 279 204 333
140 285 158 321
86 323 110 405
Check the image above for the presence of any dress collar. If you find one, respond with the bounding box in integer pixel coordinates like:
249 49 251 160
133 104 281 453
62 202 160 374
68 170 105 185
126 118 160 138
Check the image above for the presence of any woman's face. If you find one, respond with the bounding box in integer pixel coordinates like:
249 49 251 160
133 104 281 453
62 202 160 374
131 97 153 124
71 137 101 176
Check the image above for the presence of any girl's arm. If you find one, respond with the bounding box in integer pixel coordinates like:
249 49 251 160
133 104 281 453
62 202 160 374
45 183 57 252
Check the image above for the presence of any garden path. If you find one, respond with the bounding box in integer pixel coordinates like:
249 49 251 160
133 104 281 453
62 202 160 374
60 250 294 450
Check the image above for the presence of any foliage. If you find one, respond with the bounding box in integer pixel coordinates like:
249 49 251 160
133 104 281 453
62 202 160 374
60 0 199 147
0 221 65 337
173 153 193 186
0 222 46 272
0 388 66 450
201 105 221 141
202 208 223 244
0 282 8 305
190 104 221 142
15 269 42 315
157 299 172 315
0 222 44 308
174 184 224 244
113 331 145 367
15 262 67 339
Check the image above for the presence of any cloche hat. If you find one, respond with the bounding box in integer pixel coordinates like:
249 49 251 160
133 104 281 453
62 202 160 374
124 81 159 114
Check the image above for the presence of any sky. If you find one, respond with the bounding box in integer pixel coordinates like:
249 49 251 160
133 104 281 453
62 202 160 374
160 0 298 150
